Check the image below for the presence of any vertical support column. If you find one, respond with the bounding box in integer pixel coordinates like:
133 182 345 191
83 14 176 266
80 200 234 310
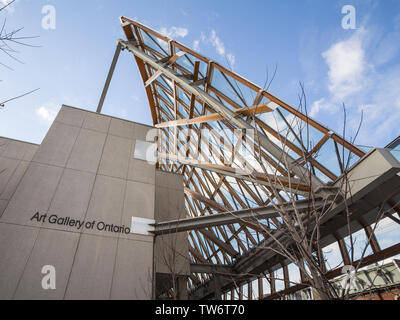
214 276 222 300
337 237 351 265
238 285 243 300
248 281 253 300
258 277 263 300
97 41 123 113
283 264 290 290
177 276 188 300
358 218 381 254
364 224 381 254
299 260 307 284
269 270 276 294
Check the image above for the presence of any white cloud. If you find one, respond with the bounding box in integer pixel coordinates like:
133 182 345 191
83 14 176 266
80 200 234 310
193 40 200 52
198 30 236 67
210 29 225 56
310 98 338 118
322 28 367 100
356 67 400 144
226 53 235 67
36 106 57 123
311 21 400 147
200 32 207 42
160 26 188 38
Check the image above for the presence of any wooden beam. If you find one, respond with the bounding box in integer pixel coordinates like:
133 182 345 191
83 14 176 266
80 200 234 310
156 103 273 128
162 153 311 193
144 70 162 88
199 229 239 257
144 51 185 87
189 61 200 119
189 245 208 264
190 263 233 274
184 187 227 212
121 24 158 125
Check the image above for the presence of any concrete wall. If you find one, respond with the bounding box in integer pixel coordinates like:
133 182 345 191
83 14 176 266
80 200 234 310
154 170 188 276
154 171 189 298
0 137 39 218
0 105 185 300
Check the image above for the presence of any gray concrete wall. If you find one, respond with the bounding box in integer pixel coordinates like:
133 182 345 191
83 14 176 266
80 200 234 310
0 105 172 300
154 171 189 276
0 137 39 218
154 171 189 299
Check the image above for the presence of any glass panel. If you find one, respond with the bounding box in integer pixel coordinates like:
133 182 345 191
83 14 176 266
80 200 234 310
315 139 341 178
251 279 259 299
287 263 301 286
343 228 373 261
323 242 344 270
158 100 174 118
357 145 374 153
338 144 361 170
158 75 174 92
387 137 400 149
372 217 400 250
173 50 208 77
156 85 174 105
192 100 203 117
314 167 331 184
177 87 191 107
262 277 271 295
140 30 169 56
242 284 249 300
211 69 257 109
176 102 188 119
391 149 400 162
274 268 285 292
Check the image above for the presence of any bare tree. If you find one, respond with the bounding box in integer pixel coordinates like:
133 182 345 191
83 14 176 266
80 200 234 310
226 82 400 300
155 228 190 300
179 77 399 300
150 44 398 302
1 0 39 107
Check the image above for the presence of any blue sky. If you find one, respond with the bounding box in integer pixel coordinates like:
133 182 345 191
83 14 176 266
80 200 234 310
0 0 399 147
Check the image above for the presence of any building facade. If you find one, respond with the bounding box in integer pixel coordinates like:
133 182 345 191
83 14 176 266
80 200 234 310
0 105 188 300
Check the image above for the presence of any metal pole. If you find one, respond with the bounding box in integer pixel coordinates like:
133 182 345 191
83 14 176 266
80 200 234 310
97 42 122 113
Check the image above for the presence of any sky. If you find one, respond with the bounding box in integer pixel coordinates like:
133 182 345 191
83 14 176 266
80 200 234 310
0 0 399 147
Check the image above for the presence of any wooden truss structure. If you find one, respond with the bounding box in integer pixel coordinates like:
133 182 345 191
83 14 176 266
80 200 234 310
96 16 400 300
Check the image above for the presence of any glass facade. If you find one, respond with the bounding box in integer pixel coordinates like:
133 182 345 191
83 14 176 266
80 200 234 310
119 16 398 300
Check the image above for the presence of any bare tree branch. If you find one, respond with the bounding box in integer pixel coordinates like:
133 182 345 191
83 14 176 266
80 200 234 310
0 0 40 107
